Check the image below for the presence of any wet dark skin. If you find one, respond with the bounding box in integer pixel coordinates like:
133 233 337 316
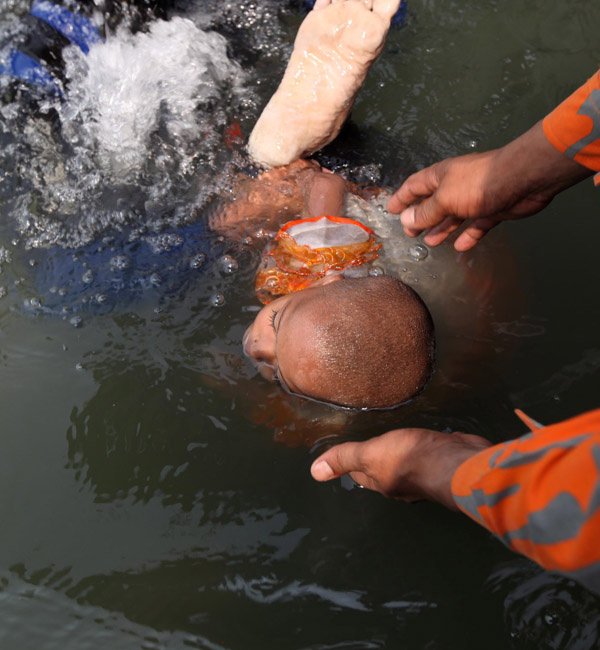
243 275 342 401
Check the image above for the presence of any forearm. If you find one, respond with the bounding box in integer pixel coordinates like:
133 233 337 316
451 409 600 593
493 120 592 204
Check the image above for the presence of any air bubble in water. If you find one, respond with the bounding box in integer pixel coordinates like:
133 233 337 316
369 266 384 277
70 315 83 328
266 277 279 289
82 270 94 284
150 273 162 286
96 293 108 304
190 253 205 269
211 293 225 307
218 255 238 275
110 255 130 271
409 244 428 261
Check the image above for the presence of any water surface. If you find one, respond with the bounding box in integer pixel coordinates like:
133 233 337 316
0 1 599 648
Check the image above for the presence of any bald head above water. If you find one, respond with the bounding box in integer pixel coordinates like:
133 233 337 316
244 275 435 409
290 276 435 408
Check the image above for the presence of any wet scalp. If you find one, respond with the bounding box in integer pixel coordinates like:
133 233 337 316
300 276 435 409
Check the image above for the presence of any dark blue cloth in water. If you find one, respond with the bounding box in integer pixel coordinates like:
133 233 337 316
0 1 102 94
32 220 228 314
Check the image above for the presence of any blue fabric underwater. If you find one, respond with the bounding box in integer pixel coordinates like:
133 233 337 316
0 0 101 93
30 219 229 315
30 0 102 55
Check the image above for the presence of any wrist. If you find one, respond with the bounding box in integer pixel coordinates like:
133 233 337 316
428 446 480 511
495 120 592 200
412 433 487 511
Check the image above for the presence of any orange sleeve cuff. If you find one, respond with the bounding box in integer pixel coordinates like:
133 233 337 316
452 409 600 514
543 70 600 173
451 444 501 511
450 409 600 581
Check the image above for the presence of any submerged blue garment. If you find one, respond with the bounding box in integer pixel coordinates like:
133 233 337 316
0 50 61 94
0 1 101 93
30 0 102 55
30 219 228 314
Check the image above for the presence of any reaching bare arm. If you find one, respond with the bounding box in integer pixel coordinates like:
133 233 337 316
311 427 491 509
387 121 592 251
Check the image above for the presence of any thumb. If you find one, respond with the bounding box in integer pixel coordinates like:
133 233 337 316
401 194 447 233
310 441 365 482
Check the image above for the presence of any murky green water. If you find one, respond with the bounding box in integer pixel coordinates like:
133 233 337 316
0 1 599 648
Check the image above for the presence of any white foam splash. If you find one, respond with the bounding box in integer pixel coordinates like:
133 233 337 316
60 16 245 176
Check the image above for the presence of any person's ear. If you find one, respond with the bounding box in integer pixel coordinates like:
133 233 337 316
313 274 343 287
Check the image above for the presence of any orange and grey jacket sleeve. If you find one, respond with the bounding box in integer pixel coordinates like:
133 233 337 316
451 409 600 594
543 70 600 178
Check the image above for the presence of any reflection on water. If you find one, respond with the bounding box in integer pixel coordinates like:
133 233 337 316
0 1 599 649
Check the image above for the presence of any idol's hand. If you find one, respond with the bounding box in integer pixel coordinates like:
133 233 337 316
310 427 492 509
387 121 592 251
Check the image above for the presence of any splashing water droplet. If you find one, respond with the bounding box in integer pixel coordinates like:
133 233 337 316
150 273 162 286
409 244 428 261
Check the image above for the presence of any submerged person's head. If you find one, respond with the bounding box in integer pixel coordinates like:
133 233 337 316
243 275 435 409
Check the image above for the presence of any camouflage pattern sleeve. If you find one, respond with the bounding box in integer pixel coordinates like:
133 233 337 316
451 410 600 594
